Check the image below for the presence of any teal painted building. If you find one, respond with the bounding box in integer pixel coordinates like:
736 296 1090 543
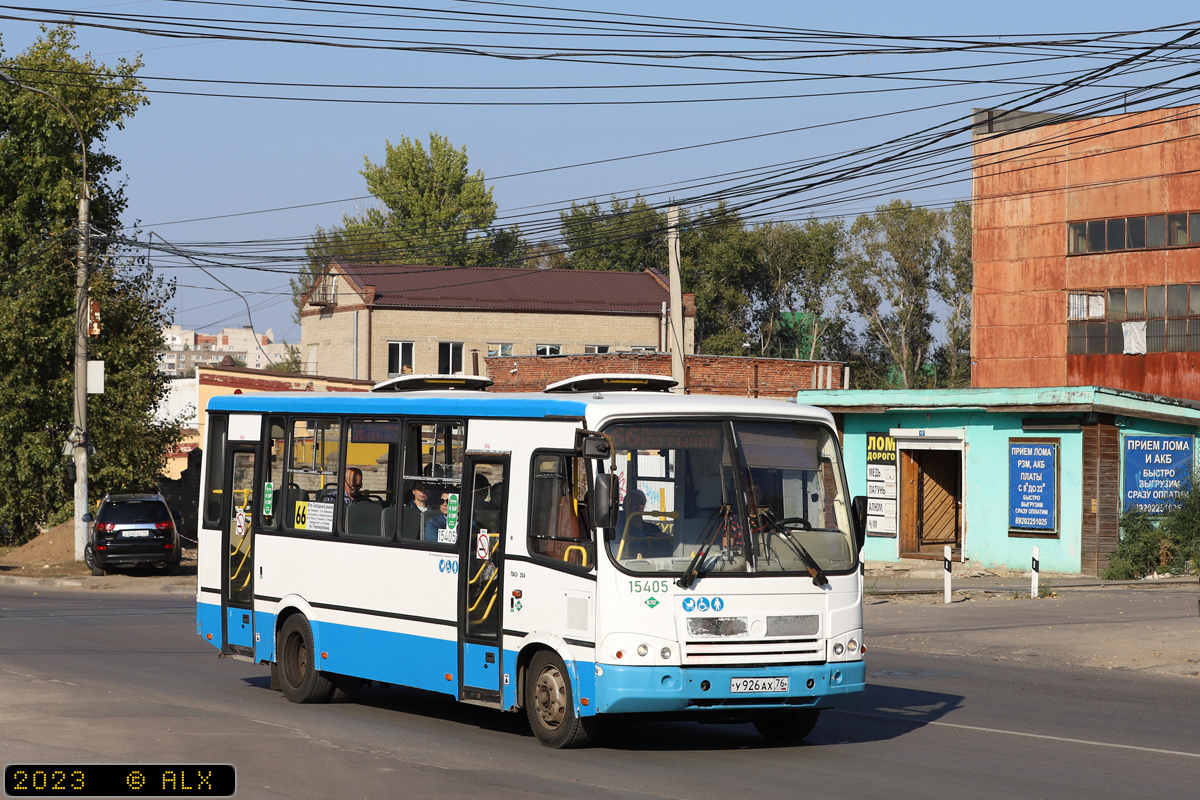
796 387 1200 576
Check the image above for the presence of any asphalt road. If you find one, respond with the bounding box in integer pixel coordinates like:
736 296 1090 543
1 585 1198 799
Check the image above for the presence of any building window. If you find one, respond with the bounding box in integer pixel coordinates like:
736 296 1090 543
536 344 561 356
584 345 610 354
388 341 414 376
630 345 657 353
1067 212 1199 254
487 343 513 357
1068 284 1200 355
438 342 463 374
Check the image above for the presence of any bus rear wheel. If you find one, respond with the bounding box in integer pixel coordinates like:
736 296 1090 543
525 651 597 749
278 614 335 704
753 708 820 744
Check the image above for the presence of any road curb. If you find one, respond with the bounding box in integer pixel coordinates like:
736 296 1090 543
0 574 196 595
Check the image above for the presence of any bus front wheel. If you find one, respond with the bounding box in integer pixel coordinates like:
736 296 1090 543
278 614 335 704
525 651 597 749
753 708 819 744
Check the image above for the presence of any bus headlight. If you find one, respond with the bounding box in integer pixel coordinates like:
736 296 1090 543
637 644 649 657
660 647 671 660
848 638 858 652
832 642 845 656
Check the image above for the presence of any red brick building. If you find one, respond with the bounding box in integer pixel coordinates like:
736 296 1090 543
971 105 1200 400
485 352 843 398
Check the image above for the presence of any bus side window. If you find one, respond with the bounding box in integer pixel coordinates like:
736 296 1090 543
342 419 399 539
399 421 464 545
261 416 286 529
528 453 594 571
203 415 227 527
285 418 341 535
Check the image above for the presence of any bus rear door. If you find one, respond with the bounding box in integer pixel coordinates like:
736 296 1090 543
222 444 258 658
458 455 508 705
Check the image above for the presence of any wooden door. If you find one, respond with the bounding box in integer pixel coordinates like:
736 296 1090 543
916 451 960 550
899 450 919 554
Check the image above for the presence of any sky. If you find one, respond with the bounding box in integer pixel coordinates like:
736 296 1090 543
2 1 1199 344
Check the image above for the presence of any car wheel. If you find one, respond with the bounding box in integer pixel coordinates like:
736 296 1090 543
84 545 105 577
753 708 820 744
278 614 335 704
525 650 598 749
165 557 181 576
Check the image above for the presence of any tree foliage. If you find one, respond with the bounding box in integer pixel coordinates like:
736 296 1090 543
846 200 948 389
932 200 973 388
1104 487 1200 579
0 26 176 541
294 133 508 319
559 195 666 272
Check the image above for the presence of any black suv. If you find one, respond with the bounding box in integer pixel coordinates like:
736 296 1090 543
85 494 183 576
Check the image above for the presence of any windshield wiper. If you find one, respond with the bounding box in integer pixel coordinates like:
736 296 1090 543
676 505 726 589
778 528 830 588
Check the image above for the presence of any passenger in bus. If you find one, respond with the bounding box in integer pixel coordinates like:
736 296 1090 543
619 490 672 558
406 481 433 513
424 492 452 542
343 467 366 504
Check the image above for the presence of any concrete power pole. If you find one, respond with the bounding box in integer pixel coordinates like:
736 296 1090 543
667 205 685 393
74 190 90 561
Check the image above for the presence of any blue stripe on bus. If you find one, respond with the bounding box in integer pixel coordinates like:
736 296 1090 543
310 619 461 697
593 662 866 714
207 393 589 418
198 600 222 651
255 610 277 662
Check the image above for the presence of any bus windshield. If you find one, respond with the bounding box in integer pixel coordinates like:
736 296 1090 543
603 419 855 576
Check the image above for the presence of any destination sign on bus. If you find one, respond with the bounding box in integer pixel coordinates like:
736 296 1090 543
609 424 723 451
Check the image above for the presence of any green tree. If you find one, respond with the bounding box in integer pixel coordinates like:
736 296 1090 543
749 218 846 360
559 195 666 272
264 344 303 373
846 200 946 389
293 133 501 319
931 200 973 388
0 26 176 541
680 204 756 354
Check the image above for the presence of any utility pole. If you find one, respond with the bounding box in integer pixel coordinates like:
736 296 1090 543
0 70 91 561
667 205 685 393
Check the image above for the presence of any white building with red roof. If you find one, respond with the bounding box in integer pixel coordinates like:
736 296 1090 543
299 259 696 381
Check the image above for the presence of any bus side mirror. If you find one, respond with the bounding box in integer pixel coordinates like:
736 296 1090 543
592 473 618 529
580 435 611 459
851 495 868 552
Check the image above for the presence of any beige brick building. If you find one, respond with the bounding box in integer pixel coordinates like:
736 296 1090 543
300 260 696 381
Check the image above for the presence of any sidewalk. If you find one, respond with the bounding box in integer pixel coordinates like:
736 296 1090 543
864 558 1200 595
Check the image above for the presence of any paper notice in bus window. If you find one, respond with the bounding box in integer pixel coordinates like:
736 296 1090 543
437 528 457 544
307 501 335 533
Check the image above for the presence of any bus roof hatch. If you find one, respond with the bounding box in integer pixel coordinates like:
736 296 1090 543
371 374 494 393
543 374 677 393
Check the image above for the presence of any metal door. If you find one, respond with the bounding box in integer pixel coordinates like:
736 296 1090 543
458 455 508 704
222 446 257 656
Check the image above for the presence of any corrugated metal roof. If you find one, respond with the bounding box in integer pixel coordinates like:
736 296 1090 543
330 259 690 316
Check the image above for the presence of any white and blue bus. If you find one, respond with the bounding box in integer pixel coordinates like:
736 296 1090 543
196 374 867 748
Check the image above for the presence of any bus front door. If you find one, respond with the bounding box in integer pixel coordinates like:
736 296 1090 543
222 446 257 657
458 456 508 704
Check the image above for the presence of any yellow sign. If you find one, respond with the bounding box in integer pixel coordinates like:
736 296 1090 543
294 501 308 530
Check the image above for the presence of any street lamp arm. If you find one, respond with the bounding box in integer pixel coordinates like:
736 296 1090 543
0 68 88 197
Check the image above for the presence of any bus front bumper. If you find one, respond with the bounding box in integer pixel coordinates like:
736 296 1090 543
592 661 864 715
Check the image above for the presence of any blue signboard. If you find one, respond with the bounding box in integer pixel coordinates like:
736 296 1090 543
1009 441 1057 530
1123 435 1194 513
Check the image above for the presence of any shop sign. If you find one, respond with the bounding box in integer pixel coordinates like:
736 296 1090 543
1123 435 1193 513
866 432 897 536
1009 441 1056 530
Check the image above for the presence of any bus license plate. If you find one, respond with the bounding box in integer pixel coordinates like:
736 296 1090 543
730 677 789 693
